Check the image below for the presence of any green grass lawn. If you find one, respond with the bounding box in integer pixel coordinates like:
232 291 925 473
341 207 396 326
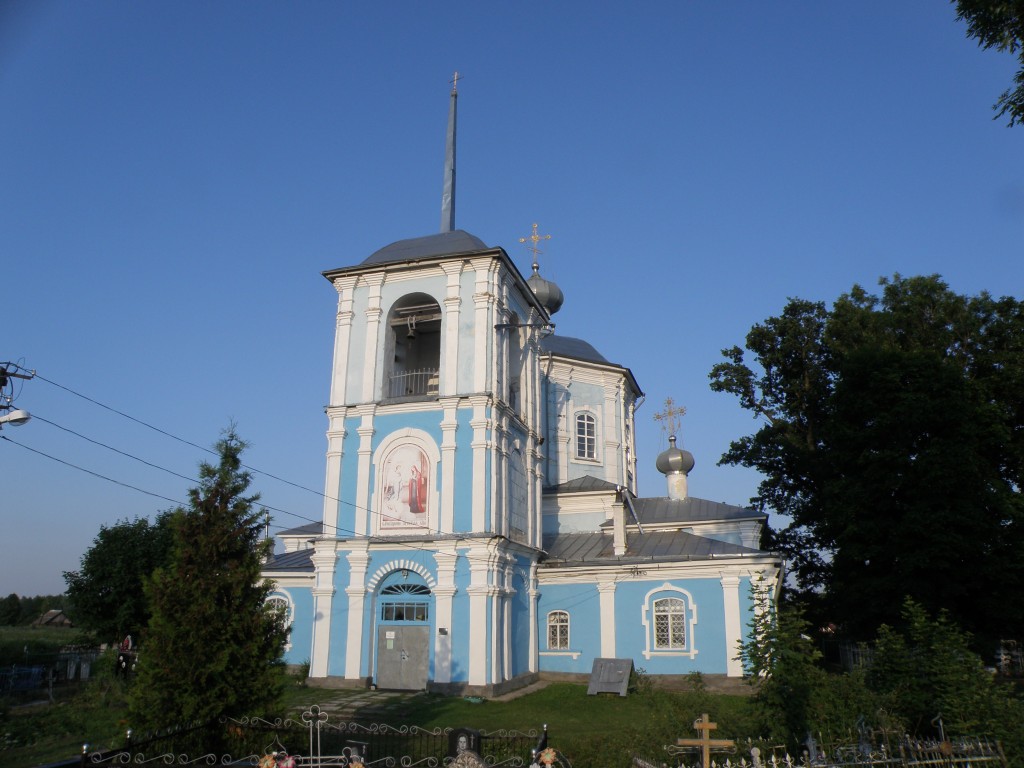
5 672 759 767
276 679 760 767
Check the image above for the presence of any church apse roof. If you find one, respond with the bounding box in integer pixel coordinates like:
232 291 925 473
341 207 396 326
539 335 608 364
541 529 763 567
543 475 620 494
600 496 766 528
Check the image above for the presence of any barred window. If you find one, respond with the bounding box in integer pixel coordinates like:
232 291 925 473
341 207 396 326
547 610 570 650
576 413 596 460
653 597 686 649
381 602 429 622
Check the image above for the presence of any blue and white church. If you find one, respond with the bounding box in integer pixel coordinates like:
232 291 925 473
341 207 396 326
263 83 782 695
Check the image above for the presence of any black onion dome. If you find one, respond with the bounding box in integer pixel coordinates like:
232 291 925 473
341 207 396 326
656 435 695 476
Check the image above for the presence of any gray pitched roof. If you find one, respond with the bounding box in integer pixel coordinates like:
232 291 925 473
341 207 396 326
265 549 314 573
361 230 488 266
541 529 761 567
544 476 620 494
599 496 765 527
277 522 324 537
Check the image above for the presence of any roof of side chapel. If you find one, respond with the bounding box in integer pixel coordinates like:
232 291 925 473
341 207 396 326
541 529 763 566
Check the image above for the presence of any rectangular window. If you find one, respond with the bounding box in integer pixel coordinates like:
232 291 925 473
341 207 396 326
547 611 570 650
381 602 429 622
576 413 597 460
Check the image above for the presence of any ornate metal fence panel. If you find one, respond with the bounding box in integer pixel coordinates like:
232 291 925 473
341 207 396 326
634 735 1007 768
79 705 543 768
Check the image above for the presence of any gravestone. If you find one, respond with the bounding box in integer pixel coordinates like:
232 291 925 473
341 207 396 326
586 657 633 696
450 749 487 768
448 727 482 759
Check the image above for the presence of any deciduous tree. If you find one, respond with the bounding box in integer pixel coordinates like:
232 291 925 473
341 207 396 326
954 0 1024 126
63 515 173 643
712 275 1024 648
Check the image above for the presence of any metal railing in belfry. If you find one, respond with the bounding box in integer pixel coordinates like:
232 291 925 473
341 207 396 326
388 368 440 399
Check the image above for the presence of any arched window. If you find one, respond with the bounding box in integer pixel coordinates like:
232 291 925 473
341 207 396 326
653 597 686 649
576 413 597 460
379 576 431 623
265 594 293 651
547 610 570 650
641 585 697 659
386 294 442 400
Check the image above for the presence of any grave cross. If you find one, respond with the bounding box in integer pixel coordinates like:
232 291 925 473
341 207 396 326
676 713 735 768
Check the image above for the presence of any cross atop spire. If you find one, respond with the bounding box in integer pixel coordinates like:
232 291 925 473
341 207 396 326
450 70 460 93
519 222 552 273
654 397 687 439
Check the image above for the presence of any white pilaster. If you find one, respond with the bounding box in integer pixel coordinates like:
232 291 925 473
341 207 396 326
329 276 358 406
309 542 338 678
344 545 371 679
355 409 376 535
440 261 463 397
433 543 459 683
360 274 385 403
322 410 346 539
467 542 496 685
469 395 490 533
440 399 459 533
472 261 496 394
721 573 743 677
528 562 539 673
598 580 617 657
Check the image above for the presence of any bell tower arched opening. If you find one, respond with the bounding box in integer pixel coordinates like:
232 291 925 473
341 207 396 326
386 293 442 400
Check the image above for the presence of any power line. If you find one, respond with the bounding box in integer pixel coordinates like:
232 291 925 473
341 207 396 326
3 418 532 569
35 373 325 499
1 435 186 507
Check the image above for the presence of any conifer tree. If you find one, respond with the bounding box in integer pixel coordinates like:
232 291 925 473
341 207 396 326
129 429 287 732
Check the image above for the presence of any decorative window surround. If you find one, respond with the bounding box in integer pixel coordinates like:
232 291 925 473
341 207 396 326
640 583 698 660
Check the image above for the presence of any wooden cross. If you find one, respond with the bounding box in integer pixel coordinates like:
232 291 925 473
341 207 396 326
676 713 734 768
519 222 552 272
653 397 687 438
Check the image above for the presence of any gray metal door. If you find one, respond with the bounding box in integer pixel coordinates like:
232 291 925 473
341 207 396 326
376 625 429 690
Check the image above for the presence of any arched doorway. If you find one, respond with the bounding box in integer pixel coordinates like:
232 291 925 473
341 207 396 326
374 570 432 690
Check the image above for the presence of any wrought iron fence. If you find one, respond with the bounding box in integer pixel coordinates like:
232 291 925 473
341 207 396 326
66 706 545 767
633 734 1007 768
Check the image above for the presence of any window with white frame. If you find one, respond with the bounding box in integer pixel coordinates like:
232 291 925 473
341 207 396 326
653 597 687 649
265 594 293 651
575 413 597 460
641 585 697 659
547 610 570 650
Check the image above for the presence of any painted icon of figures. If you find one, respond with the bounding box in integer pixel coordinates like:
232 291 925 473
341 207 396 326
381 445 430 528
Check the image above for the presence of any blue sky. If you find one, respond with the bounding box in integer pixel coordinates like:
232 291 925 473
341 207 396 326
2 2 1021 597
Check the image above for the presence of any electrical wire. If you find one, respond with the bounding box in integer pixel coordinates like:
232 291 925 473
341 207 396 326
3 412 539 570
1 435 186 507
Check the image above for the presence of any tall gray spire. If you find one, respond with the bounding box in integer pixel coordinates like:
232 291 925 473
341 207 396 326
440 72 458 233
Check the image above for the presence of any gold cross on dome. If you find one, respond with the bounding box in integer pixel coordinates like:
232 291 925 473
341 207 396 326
519 222 552 272
653 397 687 438
675 713 735 768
